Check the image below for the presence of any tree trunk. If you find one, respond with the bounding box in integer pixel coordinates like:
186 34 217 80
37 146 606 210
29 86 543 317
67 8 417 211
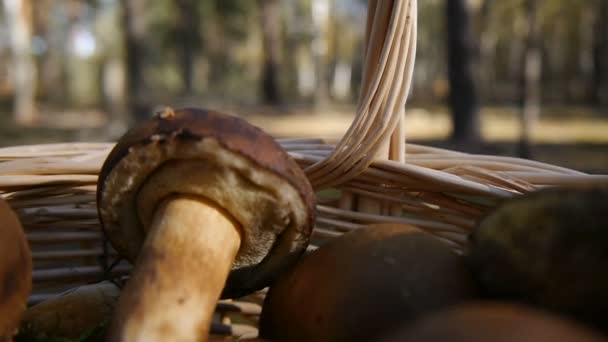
592 0 608 107
258 0 282 104
174 0 200 95
478 0 497 101
446 0 481 144
518 0 541 159
4 0 38 125
36 0 68 105
122 0 148 121
311 0 330 107
579 3 596 104
93 0 128 137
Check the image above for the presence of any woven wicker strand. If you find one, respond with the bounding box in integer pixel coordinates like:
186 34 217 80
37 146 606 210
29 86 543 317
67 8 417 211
2 140 607 249
305 0 417 191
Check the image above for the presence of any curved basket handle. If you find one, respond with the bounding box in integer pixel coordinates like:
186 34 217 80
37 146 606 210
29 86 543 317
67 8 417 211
304 0 418 190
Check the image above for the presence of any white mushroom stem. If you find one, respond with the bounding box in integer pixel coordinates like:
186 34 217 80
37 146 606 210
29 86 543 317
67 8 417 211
108 195 242 342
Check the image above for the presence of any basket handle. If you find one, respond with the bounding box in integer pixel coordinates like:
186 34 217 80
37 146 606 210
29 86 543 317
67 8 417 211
304 0 418 190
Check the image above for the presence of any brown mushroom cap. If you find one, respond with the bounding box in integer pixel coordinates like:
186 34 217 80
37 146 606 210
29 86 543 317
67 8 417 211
378 302 607 342
259 223 477 342
466 187 608 329
20 282 119 340
0 197 32 340
97 107 315 298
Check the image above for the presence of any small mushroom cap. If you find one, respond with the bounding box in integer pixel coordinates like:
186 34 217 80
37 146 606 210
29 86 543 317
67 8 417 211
97 107 315 298
259 223 477 342
0 197 32 339
378 302 607 342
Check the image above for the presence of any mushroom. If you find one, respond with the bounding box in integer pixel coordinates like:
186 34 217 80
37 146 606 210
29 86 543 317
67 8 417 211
97 107 315 341
378 302 607 342
0 197 31 341
18 281 120 341
466 187 608 330
259 223 477 342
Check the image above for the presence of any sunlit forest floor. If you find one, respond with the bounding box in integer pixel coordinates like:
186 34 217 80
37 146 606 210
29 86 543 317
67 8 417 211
0 105 607 173
245 105 608 173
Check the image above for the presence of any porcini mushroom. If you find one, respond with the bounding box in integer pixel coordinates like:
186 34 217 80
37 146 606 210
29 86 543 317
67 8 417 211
466 187 608 330
378 302 606 342
259 223 477 342
0 197 32 341
97 107 315 341
18 281 120 341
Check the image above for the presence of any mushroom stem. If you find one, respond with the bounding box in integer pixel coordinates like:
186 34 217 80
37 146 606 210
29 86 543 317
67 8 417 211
108 195 242 342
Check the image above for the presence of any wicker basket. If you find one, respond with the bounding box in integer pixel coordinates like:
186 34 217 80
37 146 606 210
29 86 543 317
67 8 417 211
2 0 607 339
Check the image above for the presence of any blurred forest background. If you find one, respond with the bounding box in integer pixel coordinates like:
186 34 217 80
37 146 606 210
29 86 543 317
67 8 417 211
0 0 607 172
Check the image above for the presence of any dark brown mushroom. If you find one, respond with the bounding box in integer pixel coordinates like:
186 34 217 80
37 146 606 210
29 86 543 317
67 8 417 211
0 197 31 341
466 187 608 330
97 107 315 341
19 282 119 341
259 223 477 342
378 302 607 342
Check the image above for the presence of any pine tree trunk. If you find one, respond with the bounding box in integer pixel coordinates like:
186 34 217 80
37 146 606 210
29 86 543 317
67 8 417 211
479 0 497 101
174 0 200 95
122 0 148 121
518 0 541 159
4 0 38 125
446 0 481 144
258 0 282 104
311 0 330 107
593 0 608 107
36 0 68 105
579 3 596 104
